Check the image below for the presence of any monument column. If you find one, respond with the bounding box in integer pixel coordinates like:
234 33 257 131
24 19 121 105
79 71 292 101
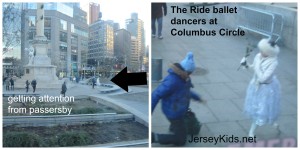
36 3 45 37
33 3 48 58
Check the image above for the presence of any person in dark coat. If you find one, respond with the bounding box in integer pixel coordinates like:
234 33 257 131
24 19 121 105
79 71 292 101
92 77 96 89
31 79 37 93
25 80 30 93
61 81 67 97
5 79 10 91
10 78 14 91
151 52 206 146
152 3 167 39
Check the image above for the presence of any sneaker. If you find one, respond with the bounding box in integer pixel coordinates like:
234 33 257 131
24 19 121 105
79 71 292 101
158 35 163 39
152 34 156 38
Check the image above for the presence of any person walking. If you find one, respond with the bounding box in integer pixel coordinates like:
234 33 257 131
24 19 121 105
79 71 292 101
151 52 206 146
31 79 37 93
5 79 10 91
92 77 96 89
151 3 167 39
243 38 281 137
10 78 14 91
61 81 67 97
25 80 30 93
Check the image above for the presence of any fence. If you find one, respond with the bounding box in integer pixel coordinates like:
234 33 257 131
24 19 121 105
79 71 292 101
238 6 284 42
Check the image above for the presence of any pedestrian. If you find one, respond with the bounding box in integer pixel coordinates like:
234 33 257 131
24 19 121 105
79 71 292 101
5 79 10 91
92 77 96 89
25 80 30 93
151 3 167 39
61 81 67 97
151 52 206 146
31 79 37 93
10 78 14 91
243 38 281 137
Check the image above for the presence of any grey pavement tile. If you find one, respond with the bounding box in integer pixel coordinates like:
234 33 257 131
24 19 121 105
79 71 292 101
281 94 297 110
222 69 253 83
225 82 248 98
189 101 218 123
207 100 246 122
276 115 297 138
200 59 228 70
201 83 240 100
280 99 297 115
191 85 213 101
280 83 297 96
204 70 233 83
190 75 210 84
230 99 246 112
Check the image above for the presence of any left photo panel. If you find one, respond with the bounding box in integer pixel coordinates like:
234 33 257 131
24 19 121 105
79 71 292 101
2 1 149 147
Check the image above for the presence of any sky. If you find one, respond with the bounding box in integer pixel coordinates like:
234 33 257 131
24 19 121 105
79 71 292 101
80 0 150 46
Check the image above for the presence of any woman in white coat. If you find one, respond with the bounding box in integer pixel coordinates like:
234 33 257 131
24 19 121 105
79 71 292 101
244 38 281 137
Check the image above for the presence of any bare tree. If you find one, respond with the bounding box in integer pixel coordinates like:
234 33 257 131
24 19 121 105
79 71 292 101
2 3 23 54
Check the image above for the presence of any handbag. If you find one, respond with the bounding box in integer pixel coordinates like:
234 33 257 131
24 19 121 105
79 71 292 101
184 108 201 135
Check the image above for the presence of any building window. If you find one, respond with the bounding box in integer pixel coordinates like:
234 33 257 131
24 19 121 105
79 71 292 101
71 24 74 33
44 17 51 27
44 29 51 40
60 54 66 60
71 46 77 54
60 19 67 30
71 35 78 45
28 16 36 27
59 32 67 42
81 40 87 47
59 43 67 52
71 55 77 61
74 26 88 37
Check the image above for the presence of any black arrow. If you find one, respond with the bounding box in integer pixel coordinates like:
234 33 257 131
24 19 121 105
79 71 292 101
110 67 147 92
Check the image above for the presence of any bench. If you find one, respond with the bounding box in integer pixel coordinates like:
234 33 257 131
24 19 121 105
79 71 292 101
3 93 40 97
237 6 284 42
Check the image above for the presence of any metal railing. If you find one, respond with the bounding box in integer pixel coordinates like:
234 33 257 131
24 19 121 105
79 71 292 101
238 6 284 42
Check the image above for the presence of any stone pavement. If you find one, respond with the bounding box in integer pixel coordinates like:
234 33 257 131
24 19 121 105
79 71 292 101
151 3 297 147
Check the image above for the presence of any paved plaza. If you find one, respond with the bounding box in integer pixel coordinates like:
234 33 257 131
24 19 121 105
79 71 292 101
151 3 297 147
3 81 149 126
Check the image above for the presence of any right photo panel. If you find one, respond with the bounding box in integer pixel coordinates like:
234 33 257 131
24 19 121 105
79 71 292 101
151 2 297 147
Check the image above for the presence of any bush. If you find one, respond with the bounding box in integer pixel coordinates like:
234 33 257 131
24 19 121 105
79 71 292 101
56 131 92 146
3 132 43 147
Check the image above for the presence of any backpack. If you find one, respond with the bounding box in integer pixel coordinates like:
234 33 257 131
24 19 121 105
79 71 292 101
31 80 36 86
184 108 201 135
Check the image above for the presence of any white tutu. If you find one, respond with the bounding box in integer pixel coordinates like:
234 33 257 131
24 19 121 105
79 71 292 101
244 76 281 126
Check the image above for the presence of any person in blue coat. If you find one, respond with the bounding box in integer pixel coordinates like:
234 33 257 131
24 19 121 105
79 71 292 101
152 52 206 146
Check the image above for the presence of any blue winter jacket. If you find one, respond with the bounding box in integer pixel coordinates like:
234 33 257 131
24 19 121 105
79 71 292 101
152 64 201 120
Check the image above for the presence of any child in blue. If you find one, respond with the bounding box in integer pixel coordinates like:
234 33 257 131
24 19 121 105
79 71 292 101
244 38 281 137
152 52 205 146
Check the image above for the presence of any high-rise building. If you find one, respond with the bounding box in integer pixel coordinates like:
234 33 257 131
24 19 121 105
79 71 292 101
126 13 145 71
114 29 131 69
88 20 114 74
21 3 88 77
89 2 100 24
130 36 139 72
113 23 120 31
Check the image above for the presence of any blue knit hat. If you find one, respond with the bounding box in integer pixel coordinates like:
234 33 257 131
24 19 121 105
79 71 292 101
180 52 195 73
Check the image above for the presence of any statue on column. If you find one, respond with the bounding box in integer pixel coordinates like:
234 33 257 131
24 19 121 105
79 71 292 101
25 46 35 65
